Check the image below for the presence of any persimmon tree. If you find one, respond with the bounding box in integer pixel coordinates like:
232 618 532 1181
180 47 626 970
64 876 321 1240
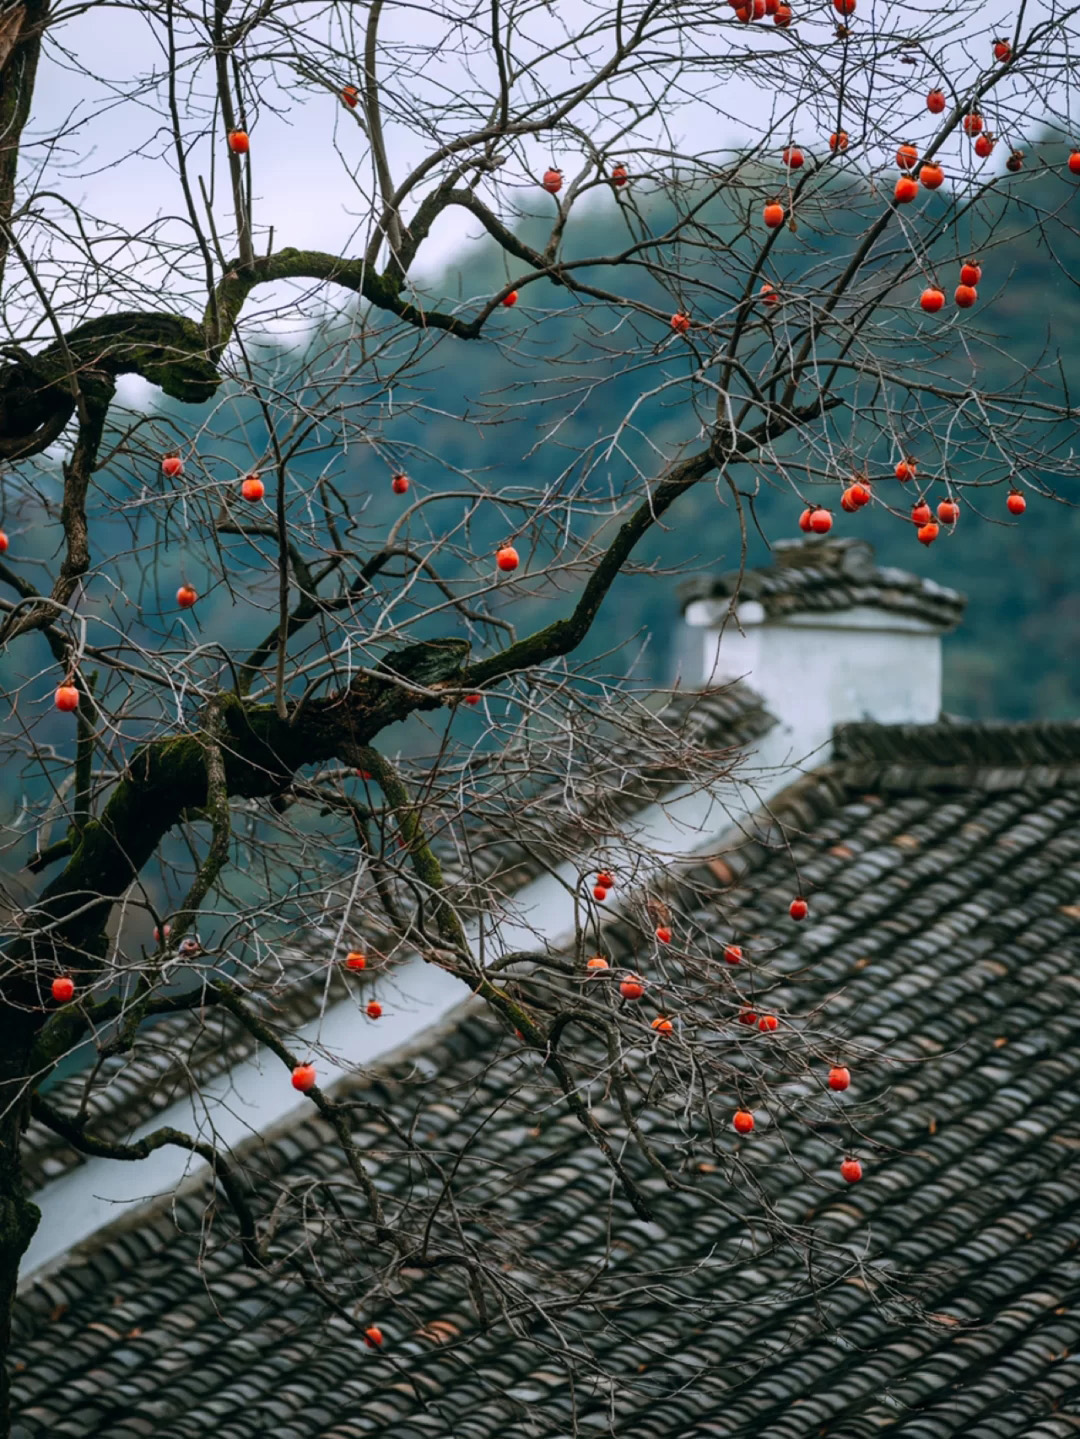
1 0 1079 1428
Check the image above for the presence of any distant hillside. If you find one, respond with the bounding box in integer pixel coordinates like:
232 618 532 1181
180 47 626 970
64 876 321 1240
408 155 1080 720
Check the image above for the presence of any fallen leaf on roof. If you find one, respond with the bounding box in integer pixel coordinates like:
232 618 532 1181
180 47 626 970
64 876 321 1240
892 834 920 849
707 858 735 886
416 1320 460 1345
829 844 854 860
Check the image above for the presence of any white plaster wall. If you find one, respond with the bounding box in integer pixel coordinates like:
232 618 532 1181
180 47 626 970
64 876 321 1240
694 604 943 756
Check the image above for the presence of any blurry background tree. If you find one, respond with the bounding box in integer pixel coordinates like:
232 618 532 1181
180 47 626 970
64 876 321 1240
0 0 1079 1429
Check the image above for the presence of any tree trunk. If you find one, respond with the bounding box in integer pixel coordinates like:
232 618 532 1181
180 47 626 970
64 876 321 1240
0 2 49 295
0 1098 39 1439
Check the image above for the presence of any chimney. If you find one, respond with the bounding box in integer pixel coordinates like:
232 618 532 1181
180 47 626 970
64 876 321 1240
679 537 966 758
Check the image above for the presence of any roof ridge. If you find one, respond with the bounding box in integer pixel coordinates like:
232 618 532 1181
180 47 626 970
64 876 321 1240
679 536 966 630
834 719 1080 767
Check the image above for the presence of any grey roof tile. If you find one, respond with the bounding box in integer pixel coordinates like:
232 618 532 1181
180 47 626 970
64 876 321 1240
12 724 1080 1437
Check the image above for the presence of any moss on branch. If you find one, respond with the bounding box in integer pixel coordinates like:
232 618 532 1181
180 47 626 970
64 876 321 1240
14 652 468 1008
61 312 220 402
0 312 220 460
0 245 482 460
208 247 481 357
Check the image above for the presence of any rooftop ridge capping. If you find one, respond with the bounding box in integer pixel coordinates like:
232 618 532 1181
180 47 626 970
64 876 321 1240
678 536 967 630
770 535 876 575
834 718 1080 766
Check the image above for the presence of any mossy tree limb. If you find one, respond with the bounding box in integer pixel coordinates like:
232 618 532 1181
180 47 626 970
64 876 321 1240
0 312 220 461
0 2 46 295
207 246 482 359
0 246 484 462
30 1092 259 1265
6 646 472 1054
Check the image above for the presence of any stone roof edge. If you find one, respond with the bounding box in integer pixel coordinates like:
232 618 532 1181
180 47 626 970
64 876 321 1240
19 995 489 1300
548 720 1080 960
835 762 1080 793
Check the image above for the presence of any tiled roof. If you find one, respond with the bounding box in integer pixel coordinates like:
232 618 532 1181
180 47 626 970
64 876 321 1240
835 717 1080 767
679 536 968 630
21 682 771 1194
13 722 1080 1437
434 679 773 892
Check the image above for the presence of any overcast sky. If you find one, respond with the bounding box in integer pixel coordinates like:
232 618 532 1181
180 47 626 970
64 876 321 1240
27 0 1064 297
